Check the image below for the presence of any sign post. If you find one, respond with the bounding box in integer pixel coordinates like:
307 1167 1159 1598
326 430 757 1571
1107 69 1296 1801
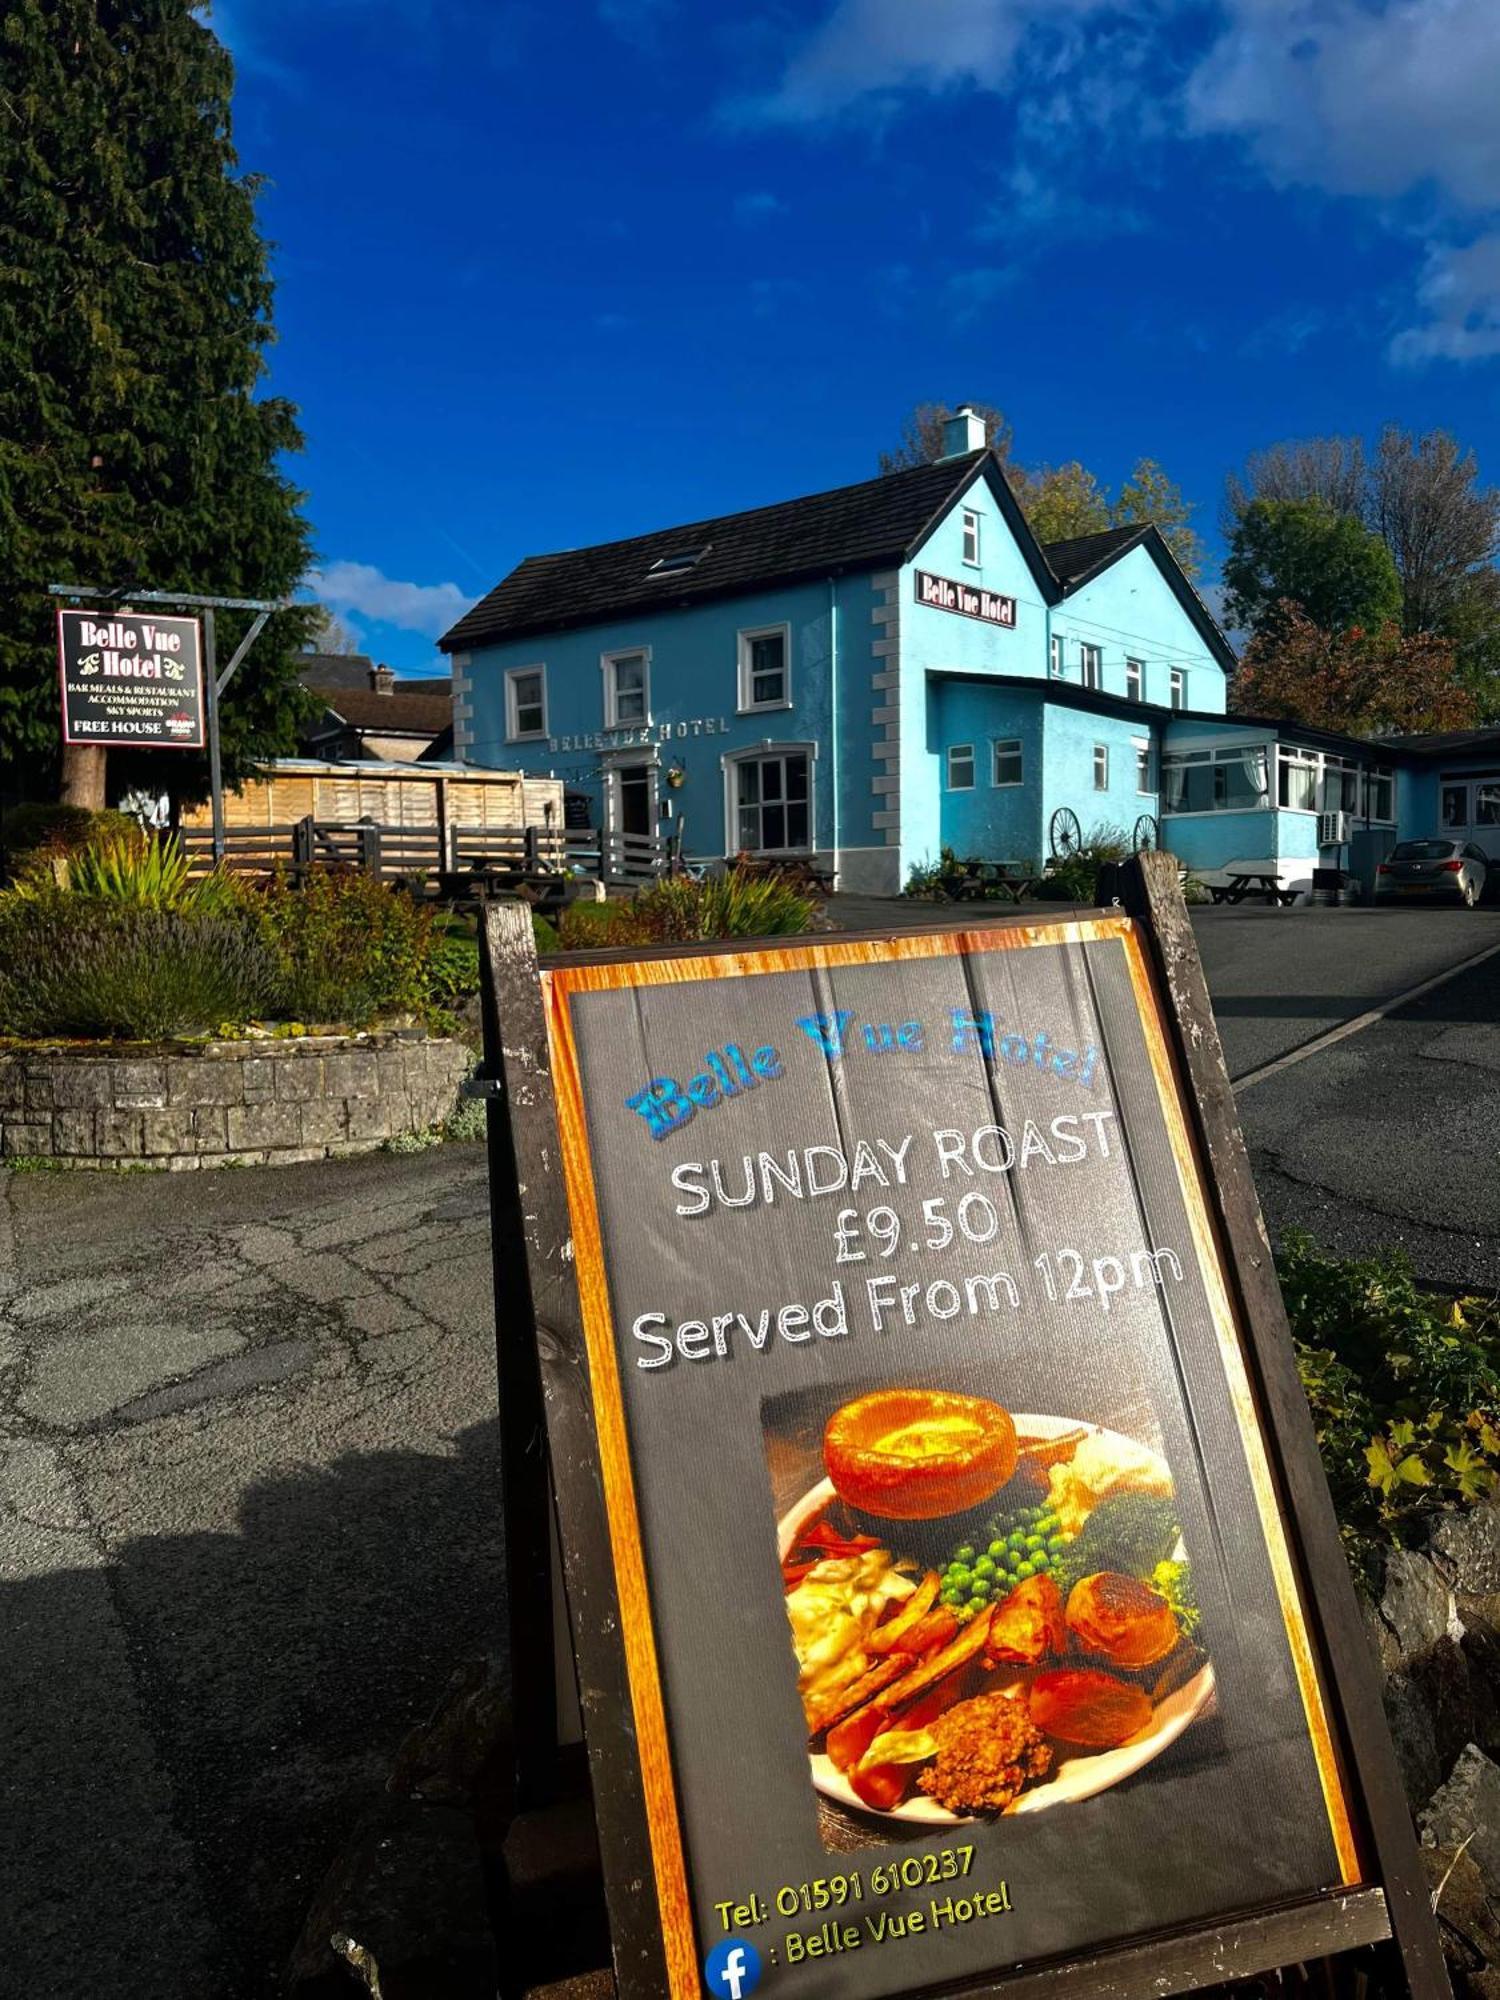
477 856 1448 2000
50 586 280 856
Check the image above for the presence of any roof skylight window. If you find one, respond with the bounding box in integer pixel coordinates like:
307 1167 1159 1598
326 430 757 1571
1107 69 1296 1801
646 545 710 579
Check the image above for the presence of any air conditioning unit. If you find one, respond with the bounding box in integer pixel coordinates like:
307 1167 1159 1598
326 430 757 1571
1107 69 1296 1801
1317 811 1351 847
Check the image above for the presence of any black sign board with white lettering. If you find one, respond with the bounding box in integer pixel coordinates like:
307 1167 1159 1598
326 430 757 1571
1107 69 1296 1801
57 607 205 749
914 570 1016 628
477 858 1448 2000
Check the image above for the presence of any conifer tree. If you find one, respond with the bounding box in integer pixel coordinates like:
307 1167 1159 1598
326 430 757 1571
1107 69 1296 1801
0 0 318 803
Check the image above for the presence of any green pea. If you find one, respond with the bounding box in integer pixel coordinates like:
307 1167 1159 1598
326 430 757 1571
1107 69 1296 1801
955 1544 976 1565
1007 1530 1027 1550
941 1588 963 1606
1033 1550 1051 1569
1015 1560 1036 1579
1024 1533 1045 1550
974 1556 996 1580
1038 1513 1059 1533
987 1539 1008 1560
969 1578 992 1599
1046 1535 1065 1552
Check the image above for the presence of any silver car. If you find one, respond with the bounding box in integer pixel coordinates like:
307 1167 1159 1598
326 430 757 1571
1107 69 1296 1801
1375 837 1489 907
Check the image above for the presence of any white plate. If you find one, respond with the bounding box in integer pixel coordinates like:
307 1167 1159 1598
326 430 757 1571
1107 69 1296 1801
778 1413 1215 1823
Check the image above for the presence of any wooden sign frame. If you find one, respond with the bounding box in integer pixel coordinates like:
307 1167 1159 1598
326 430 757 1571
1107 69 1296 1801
478 853 1449 2000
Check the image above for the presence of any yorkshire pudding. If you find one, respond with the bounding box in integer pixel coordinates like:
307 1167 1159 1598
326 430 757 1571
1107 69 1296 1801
1065 1572 1180 1668
824 1389 1018 1520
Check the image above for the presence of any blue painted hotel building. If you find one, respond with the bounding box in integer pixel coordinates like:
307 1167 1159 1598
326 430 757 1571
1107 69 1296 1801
440 410 1500 895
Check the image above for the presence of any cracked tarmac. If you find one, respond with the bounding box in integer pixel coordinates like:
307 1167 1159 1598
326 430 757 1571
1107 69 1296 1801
0 1145 503 1999
1 904 1495 1998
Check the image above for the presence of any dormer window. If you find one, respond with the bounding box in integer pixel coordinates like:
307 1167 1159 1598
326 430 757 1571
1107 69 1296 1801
646 545 710 580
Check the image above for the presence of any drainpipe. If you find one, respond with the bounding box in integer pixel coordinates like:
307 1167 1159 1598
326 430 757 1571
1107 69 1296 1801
829 576 840 886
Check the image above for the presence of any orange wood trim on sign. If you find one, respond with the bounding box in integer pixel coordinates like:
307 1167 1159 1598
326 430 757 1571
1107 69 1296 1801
541 917 1361 1994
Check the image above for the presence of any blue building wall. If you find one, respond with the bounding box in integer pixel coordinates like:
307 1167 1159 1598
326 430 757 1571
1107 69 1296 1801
1050 544 1226 713
900 471 1047 680
927 685 1045 866
1041 704 1159 850
457 573 890 876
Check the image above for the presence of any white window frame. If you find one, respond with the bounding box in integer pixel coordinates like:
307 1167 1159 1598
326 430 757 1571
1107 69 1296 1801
736 622 792 714
504 664 548 742
961 508 981 567
991 737 1023 788
721 741 816 857
1125 659 1143 703
601 646 652 731
1080 643 1102 691
1048 634 1064 678
946 743 976 791
1092 744 1109 791
1161 742 1276 817
1133 738 1153 794
1169 667 1186 710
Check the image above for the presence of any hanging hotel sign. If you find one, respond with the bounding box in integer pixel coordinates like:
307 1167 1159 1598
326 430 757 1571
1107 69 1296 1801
476 865 1448 2000
57 608 205 749
914 570 1016 628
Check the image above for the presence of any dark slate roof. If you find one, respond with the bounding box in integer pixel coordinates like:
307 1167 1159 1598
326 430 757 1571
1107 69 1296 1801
297 653 375 689
1042 525 1150 587
441 452 1000 650
1368 727 1500 760
308 687 453 735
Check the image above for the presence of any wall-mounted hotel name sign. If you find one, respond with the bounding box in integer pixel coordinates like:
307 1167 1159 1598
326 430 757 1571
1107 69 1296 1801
548 715 731 754
915 569 1016 629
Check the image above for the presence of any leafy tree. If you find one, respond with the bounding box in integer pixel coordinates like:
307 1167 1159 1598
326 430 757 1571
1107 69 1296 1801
1232 604 1478 735
1111 458 1204 580
878 402 1012 474
1222 499 1401 641
1008 461 1110 543
883 406 1203 577
0 0 319 804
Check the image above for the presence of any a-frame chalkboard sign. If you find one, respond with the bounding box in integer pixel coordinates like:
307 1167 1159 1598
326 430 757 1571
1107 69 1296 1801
478 852 1449 2000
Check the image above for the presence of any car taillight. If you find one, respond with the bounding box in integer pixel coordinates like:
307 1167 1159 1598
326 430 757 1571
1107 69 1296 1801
1377 863 1392 874
1440 858 1464 872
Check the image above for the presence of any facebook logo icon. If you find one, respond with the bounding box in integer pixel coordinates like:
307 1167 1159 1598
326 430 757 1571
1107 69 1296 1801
705 1936 762 1998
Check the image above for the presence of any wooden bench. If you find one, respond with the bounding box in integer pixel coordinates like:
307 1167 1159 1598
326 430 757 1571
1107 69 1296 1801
1214 869 1298 907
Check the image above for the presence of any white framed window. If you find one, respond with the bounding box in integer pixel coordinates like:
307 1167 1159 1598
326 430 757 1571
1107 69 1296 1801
1163 744 1273 814
946 743 976 790
1092 744 1109 791
961 508 981 566
1134 739 1152 793
737 624 791 712
1081 644 1102 690
1276 747 1319 812
602 648 650 729
992 738 1023 787
1125 659 1143 702
1049 634 1064 677
727 745 813 854
1169 667 1186 710
504 665 547 741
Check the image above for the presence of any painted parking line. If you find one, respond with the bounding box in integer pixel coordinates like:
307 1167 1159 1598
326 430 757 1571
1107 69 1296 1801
1234 935 1500 1090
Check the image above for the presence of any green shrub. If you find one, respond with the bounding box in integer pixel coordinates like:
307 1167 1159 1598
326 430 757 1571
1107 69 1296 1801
0 902 280 1040
1032 823 1132 903
1 803 143 878
532 914 561 954
1281 1230 1500 1584
254 867 439 1027
9 834 246 915
422 931 481 1007
555 867 817 949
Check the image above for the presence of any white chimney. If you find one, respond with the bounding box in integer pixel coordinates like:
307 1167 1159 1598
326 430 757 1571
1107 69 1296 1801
940 404 987 459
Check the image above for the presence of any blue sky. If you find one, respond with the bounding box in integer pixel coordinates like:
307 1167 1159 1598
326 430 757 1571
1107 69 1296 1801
215 0 1500 677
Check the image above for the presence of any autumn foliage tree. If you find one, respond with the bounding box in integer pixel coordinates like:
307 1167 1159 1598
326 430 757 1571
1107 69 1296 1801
1232 605 1479 737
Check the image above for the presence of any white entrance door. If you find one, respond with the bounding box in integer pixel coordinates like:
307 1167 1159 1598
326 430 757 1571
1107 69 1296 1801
1441 776 1500 861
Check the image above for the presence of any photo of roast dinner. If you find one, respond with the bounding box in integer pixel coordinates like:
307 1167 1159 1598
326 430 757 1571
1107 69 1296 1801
778 1388 1212 1822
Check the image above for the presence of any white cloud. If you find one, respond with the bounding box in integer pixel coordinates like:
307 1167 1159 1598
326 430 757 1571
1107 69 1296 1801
745 0 1041 123
1391 232 1500 365
307 562 473 640
1186 0 1500 209
734 189 785 224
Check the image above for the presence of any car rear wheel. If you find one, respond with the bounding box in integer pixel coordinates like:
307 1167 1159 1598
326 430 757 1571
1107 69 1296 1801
1462 878 1479 908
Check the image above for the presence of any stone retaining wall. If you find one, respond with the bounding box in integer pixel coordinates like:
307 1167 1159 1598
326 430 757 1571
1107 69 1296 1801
0 1033 473 1169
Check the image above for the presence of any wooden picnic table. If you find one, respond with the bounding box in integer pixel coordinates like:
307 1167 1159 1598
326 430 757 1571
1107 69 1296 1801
946 862 1040 904
1211 870 1298 907
437 867 573 916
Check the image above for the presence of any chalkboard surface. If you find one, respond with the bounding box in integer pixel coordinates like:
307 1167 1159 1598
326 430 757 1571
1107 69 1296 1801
540 915 1361 2000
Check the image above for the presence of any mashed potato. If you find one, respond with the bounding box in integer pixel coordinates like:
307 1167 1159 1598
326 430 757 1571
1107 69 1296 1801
1047 1431 1172 1536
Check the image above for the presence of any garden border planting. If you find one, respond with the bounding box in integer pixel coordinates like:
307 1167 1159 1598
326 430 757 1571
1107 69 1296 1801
0 1032 472 1170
